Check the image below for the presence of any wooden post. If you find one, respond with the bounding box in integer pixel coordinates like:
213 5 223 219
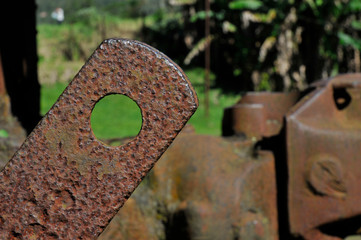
204 0 210 117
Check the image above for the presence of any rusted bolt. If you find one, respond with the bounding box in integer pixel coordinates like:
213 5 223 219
0 39 198 239
306 154 346 199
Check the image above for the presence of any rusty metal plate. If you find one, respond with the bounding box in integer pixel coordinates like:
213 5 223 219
287 73 361 239
0 39 198 239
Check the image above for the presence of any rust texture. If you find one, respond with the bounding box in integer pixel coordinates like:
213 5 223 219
287 73 361 239
97 73 361 240
223 91 299 139
0 39 198 239
151 133 278 240
100 129 279 239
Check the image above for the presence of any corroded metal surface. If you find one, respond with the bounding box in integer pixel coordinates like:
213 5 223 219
101 73 361 240
223 91 299 139
100 128 278 240
287 73 361 239
0 39 198 239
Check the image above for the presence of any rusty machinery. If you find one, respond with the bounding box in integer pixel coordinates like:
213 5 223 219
0 37 360 240
287 74 361 239
99 74 361 240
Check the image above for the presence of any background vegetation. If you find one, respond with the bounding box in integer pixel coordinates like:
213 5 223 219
36 0 361 139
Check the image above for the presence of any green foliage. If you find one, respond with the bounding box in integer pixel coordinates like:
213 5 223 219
256 73 272 91
229 0 263 10
190 10 225 22
338 32 361 50
225 0 361 90
70 7 101 26
349 0 361 11
184 36 214 65
36 0 167 24
37 0 361 93
185 67 216 88
351 20 361 30
0 130 9 138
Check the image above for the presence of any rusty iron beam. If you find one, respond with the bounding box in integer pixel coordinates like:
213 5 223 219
0 39 198 239
204 0 211 117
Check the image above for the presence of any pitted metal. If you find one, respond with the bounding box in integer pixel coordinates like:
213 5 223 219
0 39 198 239
287 73 361 239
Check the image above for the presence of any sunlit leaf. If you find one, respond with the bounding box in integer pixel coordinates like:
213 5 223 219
184 35 214 65
305 0 319 16
254 9 277 23
222 21 237 33
338 32 361 50
351 20 361 30
229 0 263 10
233 69 242 76
349 0 361 11
169 0 197 6
190 10 225 23
316 0 323 6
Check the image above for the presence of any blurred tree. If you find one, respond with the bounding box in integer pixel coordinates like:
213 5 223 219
220 0 361 91
36 0 361 92
142 0 361 92
36 0 168 23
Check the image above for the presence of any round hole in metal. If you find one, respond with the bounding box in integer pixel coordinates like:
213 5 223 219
91 94 142 146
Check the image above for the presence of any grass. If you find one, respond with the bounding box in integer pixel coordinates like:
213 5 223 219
91 94 142 140
185 68 239 135
40 68 239 139
40 82 69 113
